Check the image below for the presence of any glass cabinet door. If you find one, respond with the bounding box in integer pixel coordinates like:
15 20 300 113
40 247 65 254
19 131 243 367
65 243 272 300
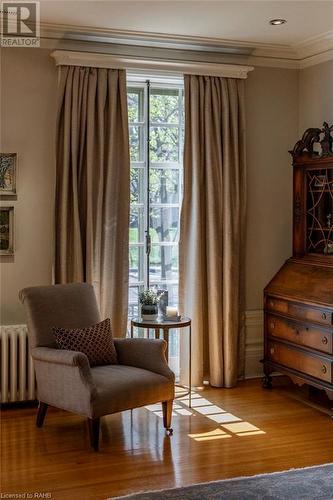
306 168 333 254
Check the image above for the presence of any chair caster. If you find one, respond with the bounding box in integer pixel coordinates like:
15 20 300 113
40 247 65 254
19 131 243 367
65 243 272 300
165 428 173 436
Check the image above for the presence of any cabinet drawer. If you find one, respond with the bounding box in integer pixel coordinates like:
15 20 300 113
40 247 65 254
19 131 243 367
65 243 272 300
268 341 332 383
266 296 333 327
266 296 289 315
267 314 333 354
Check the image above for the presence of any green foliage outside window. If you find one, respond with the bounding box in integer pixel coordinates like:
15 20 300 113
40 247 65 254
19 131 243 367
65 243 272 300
128 85 182 285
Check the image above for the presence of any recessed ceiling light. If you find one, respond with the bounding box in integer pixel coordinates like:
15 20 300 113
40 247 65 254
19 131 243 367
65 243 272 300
269 19 287 26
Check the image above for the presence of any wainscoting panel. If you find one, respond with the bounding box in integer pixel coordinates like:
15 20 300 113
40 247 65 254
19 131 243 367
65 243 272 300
244 310 264 379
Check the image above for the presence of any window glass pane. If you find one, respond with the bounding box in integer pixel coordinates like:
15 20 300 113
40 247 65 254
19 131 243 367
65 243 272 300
127 88 144 123
128 286 140 318
150 168 180 204
129 126 144 162
150 127 179 162
131 168 145 204
150 207 179 243
149 245 178 283
150 88 179 124
129 246 144 284
130 207 145 244
168 329 179 375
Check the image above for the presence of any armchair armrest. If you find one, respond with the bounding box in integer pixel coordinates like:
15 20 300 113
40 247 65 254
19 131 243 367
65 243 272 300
31 347 97 417
32 346 90 369
114 338 175 381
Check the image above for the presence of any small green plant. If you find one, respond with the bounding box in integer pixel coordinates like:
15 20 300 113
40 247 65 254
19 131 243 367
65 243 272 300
139 289 159 305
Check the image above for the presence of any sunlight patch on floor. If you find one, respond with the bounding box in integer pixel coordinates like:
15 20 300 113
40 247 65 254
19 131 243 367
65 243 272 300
194 404 226 415
145 388 265 439
207 413 242 424
145 400 195 417
188 428 232 441
221 422 265 436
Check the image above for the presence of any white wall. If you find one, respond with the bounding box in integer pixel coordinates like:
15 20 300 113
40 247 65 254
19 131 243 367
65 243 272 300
299 60 333 133
245 66 299 312
0 49 57 324
244 66 299 377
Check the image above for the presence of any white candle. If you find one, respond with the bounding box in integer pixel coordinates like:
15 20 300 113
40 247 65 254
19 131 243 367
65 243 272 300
166 306 178 317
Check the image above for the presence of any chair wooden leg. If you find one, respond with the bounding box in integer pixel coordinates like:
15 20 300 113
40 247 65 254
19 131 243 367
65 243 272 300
162 400 173 435
36 402 48 428
88 418 100 451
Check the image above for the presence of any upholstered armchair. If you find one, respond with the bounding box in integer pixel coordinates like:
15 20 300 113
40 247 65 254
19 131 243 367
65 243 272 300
19 283 175 451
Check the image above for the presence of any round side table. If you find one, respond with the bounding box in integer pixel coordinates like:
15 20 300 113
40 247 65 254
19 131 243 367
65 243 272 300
130 317 192 407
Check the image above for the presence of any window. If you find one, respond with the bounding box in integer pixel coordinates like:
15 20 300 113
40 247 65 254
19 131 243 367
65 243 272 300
127 80 184 374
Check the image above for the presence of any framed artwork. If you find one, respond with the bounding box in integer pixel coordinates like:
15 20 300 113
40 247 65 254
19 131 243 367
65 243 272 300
0 153 17 196
0 207 14 255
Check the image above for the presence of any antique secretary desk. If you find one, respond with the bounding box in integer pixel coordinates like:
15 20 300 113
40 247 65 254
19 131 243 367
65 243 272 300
263 123 333 406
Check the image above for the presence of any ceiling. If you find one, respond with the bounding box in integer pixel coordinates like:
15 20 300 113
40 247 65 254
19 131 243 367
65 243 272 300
40 1 333 46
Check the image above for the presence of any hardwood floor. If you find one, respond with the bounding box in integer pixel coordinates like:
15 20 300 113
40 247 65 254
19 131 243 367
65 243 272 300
1 378 333 499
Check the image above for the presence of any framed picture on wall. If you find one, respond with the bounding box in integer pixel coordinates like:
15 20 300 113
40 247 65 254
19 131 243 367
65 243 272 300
0 206 14 255
0 153 17 196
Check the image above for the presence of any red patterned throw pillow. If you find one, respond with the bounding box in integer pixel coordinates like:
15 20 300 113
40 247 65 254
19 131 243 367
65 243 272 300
53 318 118 367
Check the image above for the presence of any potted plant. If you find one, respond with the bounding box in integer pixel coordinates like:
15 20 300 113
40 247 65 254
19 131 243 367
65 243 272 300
139 289 159 320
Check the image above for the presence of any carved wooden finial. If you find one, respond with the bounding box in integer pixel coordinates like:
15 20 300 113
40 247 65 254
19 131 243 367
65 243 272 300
320 122 333 157
290 122 333 160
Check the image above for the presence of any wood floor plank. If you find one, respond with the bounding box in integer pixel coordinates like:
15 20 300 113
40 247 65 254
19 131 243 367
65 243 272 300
1 379 333 499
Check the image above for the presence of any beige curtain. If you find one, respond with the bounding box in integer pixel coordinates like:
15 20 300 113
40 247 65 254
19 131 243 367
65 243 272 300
179 74 246 388
55 66 130 337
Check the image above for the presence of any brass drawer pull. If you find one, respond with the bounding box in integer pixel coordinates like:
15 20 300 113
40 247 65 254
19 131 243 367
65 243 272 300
321 365 327 374
270 300 275 308
322 312 327 320
270 347 275 355
322 336 328 345
270 322 275 329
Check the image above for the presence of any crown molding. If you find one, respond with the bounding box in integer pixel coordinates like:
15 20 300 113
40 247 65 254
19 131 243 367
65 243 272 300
41 22 253 54
41 23 333 70
41 22 298 60
247 55 300 70
293 30 333 60
299 48 333 70
51 50 254 79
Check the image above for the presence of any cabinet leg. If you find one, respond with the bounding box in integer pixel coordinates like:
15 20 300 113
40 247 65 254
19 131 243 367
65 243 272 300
262 374 273 389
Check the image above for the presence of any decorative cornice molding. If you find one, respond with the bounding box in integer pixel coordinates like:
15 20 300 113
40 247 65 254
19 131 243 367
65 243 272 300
41 22 273 55
247 55 300 70
51 50 254 79
293 30 333 60
299 48 333 69
42 23 333 70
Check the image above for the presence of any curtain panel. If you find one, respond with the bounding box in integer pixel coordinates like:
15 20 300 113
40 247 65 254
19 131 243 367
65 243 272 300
180 74 246 388
55 66 130 337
